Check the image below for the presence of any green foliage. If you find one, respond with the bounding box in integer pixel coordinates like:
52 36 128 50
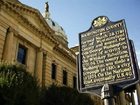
40 84 94 105
0 64 40 105
0 64 94 105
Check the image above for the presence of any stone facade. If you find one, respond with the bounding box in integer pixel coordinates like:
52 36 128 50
0 0 76 88
0 0 120 105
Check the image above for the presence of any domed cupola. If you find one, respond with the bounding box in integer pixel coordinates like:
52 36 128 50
44 2 68 47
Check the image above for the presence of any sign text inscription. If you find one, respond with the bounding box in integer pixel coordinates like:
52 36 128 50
79 18 134 88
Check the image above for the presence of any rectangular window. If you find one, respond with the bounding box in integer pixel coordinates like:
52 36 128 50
42 53 47 87
63 70 67 85
51 63 56 80
73 76 77 89
17 44 27 64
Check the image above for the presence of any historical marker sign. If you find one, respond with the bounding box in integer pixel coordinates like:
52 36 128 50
78 16 138 95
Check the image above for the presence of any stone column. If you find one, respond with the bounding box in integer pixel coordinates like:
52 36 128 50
35 48 43 86
119 90 126 105
136 83 140 104
2 28 14 61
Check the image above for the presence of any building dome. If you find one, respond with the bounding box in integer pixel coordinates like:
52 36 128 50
44 2 68 46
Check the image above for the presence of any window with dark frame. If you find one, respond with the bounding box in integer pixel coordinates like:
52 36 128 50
73 76 77 89
51 63 57 80
42 53 47 87
63 70 67 85
17 44 27 64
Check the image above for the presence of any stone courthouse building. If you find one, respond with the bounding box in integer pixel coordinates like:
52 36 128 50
0 0 76 87
0 0 79 88
0 0 102 105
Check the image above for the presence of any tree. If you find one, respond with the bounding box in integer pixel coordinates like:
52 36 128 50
40 84 94 105
0 64 40 105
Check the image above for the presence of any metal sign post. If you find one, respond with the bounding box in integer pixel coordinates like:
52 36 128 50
101 84 115 105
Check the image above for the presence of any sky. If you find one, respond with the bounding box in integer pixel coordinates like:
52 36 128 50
19 0 140 66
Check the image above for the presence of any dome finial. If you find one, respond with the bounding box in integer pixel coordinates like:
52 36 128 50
45 2 50 19
45 2 49 12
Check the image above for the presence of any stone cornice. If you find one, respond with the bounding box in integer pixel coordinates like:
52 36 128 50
53 44 76 64
0 0 4 9
0 0 57 45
